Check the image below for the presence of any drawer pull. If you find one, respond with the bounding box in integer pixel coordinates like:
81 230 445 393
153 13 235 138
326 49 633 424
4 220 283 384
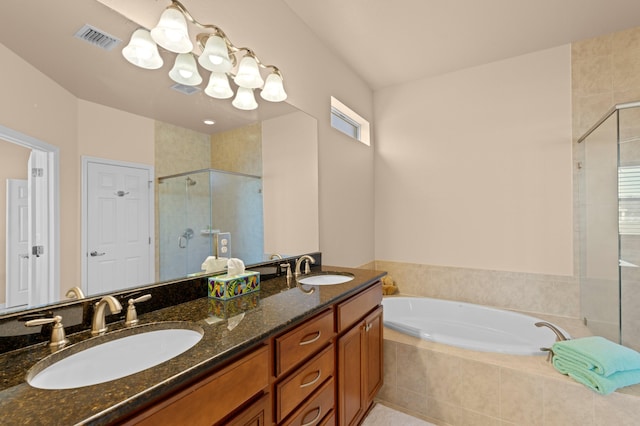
301 407 322 426
300 369 322 388
299 330 321 346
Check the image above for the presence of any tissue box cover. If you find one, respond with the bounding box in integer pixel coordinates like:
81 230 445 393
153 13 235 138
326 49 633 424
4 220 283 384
208 292 260 319
208 271 260 300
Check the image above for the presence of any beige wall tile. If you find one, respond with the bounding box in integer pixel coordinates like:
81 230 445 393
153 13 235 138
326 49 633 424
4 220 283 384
499 368 544 426
542 377 595 426
455 358 500 417
594 391 640 426
424 350 462 406
397 343 428 395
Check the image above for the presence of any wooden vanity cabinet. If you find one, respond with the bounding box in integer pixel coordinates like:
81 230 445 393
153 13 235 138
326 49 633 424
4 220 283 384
118 280 383 426
120 345 270 426
336 283 383 426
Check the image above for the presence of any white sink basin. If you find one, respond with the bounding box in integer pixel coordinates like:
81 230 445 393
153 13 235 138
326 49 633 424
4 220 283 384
298 272 355 286
27 322 203 390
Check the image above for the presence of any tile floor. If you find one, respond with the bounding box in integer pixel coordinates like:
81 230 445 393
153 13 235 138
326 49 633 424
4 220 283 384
362 403 435 426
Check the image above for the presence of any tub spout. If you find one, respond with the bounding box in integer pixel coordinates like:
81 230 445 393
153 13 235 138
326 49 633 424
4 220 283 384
535 321 569 341
535 321 569 362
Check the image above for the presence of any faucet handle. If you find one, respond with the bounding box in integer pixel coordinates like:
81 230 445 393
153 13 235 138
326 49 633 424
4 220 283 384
280 263 292 279
65 286 85 300
25 315 69 349
125 294 152 327
304 259 311 274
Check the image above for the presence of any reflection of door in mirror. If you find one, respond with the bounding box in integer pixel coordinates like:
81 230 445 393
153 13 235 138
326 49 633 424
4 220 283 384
6 179 28 308
83 158 154 295
1 133 57 310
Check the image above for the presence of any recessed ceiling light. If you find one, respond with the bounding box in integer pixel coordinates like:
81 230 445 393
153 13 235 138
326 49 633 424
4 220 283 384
203 119 215 125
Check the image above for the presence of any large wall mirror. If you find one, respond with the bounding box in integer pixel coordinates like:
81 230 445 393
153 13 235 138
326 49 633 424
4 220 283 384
0 0 319 315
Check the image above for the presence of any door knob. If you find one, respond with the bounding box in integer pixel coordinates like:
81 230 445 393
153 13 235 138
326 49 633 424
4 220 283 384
90 251 106 257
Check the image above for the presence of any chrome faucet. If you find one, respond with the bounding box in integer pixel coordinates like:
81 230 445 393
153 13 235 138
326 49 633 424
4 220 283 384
295 255 315 276
92 296 123 336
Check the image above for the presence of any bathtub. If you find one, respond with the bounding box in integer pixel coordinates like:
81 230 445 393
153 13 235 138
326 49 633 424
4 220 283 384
382 296 569 355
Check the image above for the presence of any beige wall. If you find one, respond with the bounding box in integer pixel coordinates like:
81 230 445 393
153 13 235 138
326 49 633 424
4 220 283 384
374 45 573 276
262 111 319 255
0 42 77 301
78 100 155 165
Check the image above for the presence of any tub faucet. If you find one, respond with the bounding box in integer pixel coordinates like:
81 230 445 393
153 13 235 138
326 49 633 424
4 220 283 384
535 321 570 362
92 296 123 336
295 255 315 276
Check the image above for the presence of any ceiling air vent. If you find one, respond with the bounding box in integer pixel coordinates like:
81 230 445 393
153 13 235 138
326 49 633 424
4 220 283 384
74 24 121 51
171 84 202 95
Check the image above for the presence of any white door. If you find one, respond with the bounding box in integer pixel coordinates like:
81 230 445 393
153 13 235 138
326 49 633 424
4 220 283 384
86 161 153 295
6 179 28 308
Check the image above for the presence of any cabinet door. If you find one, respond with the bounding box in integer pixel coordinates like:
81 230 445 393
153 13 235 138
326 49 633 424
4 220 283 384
337 321 364 426
364 306 383 403
226 393 271 426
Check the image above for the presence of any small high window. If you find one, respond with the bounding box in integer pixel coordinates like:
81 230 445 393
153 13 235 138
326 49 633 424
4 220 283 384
330 96 370 146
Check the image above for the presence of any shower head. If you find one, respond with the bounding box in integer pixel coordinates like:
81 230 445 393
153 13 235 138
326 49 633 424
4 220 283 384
186 177 197 186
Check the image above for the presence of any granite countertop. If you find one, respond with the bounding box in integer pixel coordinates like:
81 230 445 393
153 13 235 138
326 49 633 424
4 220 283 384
0 265 385 426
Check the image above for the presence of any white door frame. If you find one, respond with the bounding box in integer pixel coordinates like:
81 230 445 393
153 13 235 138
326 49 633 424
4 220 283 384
0 124 59 307
81 156 155 292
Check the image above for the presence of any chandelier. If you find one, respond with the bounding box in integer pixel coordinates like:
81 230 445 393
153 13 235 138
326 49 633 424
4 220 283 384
121 0 287 111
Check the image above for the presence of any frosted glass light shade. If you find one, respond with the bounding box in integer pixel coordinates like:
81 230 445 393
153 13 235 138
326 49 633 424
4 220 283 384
233 56 264 89
232 87 258 110
205 72 233 99
198 35 232 72
122 29 163 70
150 7 193 53
260 73 287 102
169 53 202 86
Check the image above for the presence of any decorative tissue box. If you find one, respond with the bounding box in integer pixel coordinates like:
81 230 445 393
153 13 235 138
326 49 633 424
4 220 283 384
208 271 260 300
208 292 260 319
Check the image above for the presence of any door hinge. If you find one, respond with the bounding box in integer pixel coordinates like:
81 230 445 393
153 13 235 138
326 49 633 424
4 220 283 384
32 245 44 257
32 168 44 177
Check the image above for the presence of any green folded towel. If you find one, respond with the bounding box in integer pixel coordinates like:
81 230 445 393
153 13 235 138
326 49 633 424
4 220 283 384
552 336 640 377
553 357 640 395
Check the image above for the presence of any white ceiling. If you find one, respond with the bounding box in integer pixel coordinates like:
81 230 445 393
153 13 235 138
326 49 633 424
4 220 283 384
283 0 640 90
3 0 640 135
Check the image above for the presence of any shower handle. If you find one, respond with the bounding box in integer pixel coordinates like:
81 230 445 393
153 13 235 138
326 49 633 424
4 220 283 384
178 228 195 248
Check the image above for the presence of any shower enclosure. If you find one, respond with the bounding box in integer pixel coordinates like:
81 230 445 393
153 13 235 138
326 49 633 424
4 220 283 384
578 101 640 351
158 168 264 281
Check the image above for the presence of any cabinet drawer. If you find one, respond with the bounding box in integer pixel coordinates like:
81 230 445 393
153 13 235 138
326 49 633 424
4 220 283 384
336 281 382 332
281 378 335 426
276 344 335 422
126 345 269 426
276 309 334 376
